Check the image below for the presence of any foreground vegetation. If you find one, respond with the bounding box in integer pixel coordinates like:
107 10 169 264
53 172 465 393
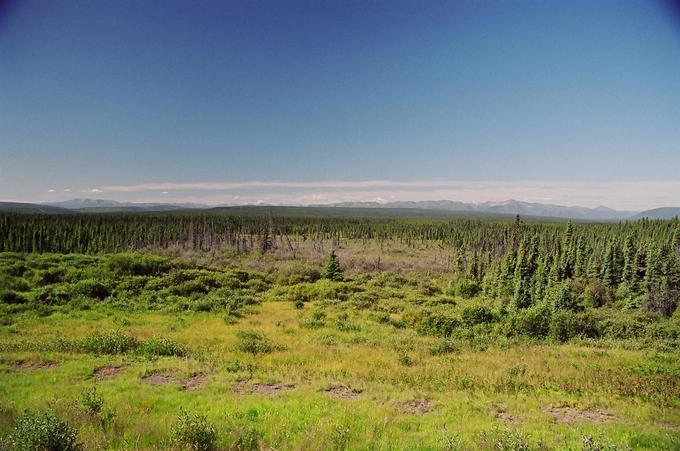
0 212 679 449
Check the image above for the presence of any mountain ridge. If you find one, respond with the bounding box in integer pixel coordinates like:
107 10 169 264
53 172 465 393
0 199 677 220
316 199 635 220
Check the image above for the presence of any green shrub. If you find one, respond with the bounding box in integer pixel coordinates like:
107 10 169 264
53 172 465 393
276 264 321 285
583 280 611 308
172 274 220 296
5 260 28 276
236 330 278 354
507 302 552 338
416 313 460 337
0 289 27 304
549 311 601 342
334 312 360 332
581 433 631 451
34 267 67 286
449 278 481 298
477 427 531 451
171 409 217 451
397 351 414 366
461 305 495 326
139 336 187 356
72 279 111 300
32 285 71 305
599 311 653 339
80 386 104 414
548 282 579 312
108 254 171 276
80 331 139 354
301 309 326 329
231 425 261 451
8 410 80 451
429 338 458 355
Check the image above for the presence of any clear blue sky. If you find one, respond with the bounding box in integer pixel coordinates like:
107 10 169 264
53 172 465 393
1 0 680 208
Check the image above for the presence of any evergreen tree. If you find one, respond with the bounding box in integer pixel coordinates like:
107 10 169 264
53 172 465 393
549 282 578 312
622 237 636 288
321 250 343 281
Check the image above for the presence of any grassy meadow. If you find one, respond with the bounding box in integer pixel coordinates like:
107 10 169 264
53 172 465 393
0 235 679 449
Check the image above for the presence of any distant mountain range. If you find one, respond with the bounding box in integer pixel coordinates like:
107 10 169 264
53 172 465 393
0 198 678 220
318 200 637 220
44 198 211 212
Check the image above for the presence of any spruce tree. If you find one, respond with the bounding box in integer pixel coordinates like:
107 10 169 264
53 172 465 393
322 250 343 281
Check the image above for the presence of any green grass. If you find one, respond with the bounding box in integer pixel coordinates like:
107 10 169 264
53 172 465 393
0 252 679 449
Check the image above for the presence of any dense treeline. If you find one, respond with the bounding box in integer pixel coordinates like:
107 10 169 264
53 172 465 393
2 212 679 316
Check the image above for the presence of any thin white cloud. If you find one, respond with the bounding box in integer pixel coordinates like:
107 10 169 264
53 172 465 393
89 180 680 210
99 180 455 192
47 189 55 193
63 188 71 192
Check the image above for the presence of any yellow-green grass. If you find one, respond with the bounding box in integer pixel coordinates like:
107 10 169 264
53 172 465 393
1 301 679 449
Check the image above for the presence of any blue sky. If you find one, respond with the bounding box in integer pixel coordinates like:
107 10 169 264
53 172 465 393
1 0 680 209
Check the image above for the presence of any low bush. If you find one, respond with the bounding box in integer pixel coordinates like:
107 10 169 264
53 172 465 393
139 336 187 356
34 266 68 286
80 331 139 354
429 338 458 355
447 277 481 298
0 289 27 304
334 312 360 332
461 305 495 326
301 309 327 329
416 312 460 337
506 302 552 338
236 330 278 354
108 253 171 276
583 280 612 308
72 279 111 300
230 425 261 451
80 386 104 415
171 409 217 451
547 282 580 312
549 310 601 342
32 285 71 305
8 410 80 451
276 264 321 285
477 427 531 451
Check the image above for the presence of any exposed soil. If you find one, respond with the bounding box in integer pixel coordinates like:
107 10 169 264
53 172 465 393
233 380 294 395
142 371 177 386
545 407 616 424
12 360 59 371
180 372 208 391
494 411 517 424
398 398 434 415
325 383 361 399
94 364 125 380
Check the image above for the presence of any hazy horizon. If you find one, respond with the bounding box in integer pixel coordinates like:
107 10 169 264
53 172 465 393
9 179 680 212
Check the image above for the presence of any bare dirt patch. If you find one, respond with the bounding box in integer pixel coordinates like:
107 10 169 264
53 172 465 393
545 407 616 424
325 383 361 399
142 370 177 386
12 360 59 371
398 398 434 415
180 372 208 391
94 364 125 380
233 380 294 395
494 411 517 424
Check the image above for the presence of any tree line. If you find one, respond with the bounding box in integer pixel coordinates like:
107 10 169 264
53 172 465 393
1 212 678 316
